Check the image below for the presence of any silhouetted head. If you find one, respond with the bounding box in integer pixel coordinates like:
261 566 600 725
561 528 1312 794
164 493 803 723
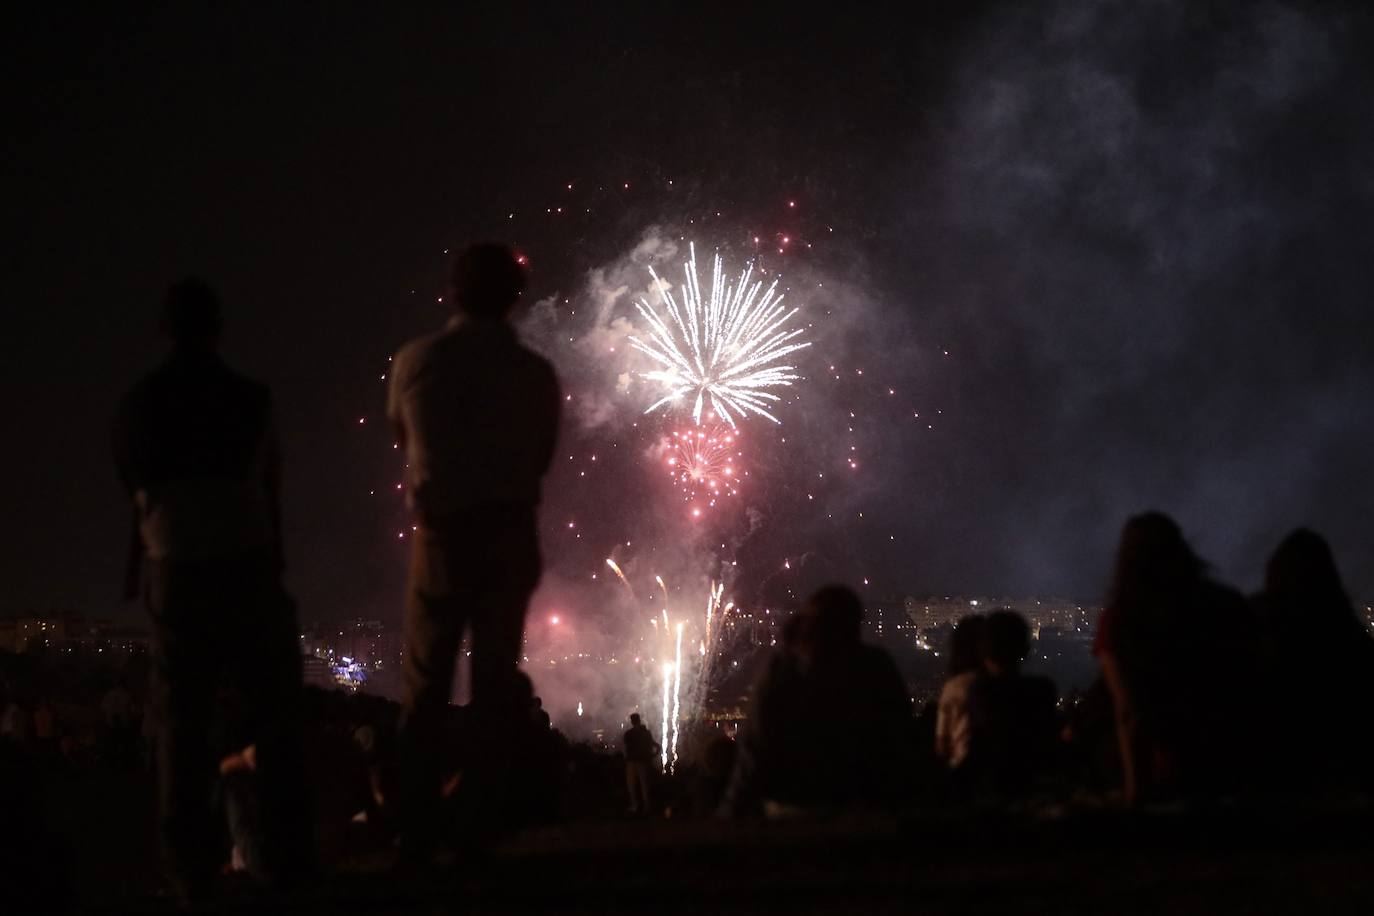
629 712 642 726
510 671 535 709
451 242 527 318
981 610 1031 674
705 734 737 772
802 585 864 655
162 277 222 349
1106 511 1207 614
947 614 987 677
780 612 809 652
1265 528 1355 624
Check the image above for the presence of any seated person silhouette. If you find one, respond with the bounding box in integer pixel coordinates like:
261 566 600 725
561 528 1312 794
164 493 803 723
1095 512 1254 805
961 611 1059 798
1253 528 1374 793
722 585 914 815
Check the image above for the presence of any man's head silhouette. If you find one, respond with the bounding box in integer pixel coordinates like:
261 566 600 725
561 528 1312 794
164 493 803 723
452 243 527 318
948 614 987 676
804 584 864 654
981 610 1031 674
629 713 641 726
162 278 222 349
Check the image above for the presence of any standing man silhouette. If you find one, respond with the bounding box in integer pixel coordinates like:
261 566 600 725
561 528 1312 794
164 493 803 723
623 713 661 815
114 279 309 903
388 243 560 861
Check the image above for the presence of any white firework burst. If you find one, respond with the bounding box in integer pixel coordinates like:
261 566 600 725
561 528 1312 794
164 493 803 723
630 242 811 426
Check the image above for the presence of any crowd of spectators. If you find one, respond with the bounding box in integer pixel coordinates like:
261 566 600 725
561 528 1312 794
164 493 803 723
697 515 1374 818
0 650 150 771
3 515 1371 906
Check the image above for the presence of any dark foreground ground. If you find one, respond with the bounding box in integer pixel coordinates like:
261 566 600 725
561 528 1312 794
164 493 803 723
53 777 1374 915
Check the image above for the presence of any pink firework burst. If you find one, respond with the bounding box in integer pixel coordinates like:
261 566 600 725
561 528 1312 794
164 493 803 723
664 424 743 513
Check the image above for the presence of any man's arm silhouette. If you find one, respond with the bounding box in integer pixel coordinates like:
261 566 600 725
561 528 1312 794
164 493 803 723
534 360 560 476
112 394 144 600
263 407 285 572
1100 652 1143 805
386 346 410 456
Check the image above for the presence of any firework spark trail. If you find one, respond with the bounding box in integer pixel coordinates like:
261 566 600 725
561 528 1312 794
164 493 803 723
631 569 745 767
697 583 731 707
605 558 634 597
630 243 811 427
671 621 684 768
660 662 672 771
703 581 725 645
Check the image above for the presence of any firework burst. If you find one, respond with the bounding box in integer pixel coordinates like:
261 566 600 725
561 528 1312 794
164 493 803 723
665 424 742 511
631 243 811 427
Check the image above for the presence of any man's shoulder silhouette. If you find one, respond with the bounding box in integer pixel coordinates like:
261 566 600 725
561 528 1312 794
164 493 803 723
391 324 448 368
125 352 270 412
393 317 556 388
118 354 274 474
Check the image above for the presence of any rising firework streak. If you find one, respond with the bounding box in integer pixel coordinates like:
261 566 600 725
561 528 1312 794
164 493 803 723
671 621 684 768
660 662 672 771
605 558 633 596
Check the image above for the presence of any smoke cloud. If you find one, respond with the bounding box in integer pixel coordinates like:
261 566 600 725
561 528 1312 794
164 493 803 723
882 0 1374 596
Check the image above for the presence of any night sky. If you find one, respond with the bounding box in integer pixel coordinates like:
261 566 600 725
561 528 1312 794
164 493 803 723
5 2 1372 628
